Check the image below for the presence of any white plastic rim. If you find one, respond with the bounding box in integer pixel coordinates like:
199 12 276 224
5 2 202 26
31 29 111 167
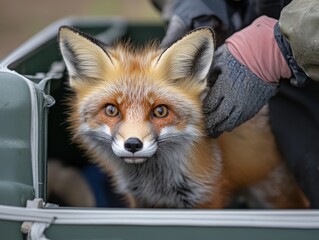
0 204 319 229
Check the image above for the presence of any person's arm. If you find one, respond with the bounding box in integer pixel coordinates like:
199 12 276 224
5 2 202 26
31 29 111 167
204 0 319 137
276 0 319 83
150 0 229 47
204 16 291 137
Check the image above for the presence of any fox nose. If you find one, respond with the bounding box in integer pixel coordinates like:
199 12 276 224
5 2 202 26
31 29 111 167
124 138 143 153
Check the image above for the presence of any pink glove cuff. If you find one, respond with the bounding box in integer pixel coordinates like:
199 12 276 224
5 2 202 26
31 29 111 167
225 16 291 83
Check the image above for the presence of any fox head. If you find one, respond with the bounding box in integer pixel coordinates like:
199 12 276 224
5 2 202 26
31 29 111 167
59 26 215 165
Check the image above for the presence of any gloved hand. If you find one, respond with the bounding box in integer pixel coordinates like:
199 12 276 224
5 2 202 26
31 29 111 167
203 16 292 137
161 14 220 48
203 45 278 137
151 0 225 48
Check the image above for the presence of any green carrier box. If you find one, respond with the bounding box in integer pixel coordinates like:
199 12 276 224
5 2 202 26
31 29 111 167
0 17 319 240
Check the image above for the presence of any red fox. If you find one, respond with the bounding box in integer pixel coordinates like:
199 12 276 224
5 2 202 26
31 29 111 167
58 26 308 209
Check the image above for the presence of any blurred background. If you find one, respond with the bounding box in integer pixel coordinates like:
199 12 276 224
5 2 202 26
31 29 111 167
0 0 161 59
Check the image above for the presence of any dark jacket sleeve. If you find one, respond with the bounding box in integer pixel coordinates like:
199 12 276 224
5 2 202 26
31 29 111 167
151 0 229 29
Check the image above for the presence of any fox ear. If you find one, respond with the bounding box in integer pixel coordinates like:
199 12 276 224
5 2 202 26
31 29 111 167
155 27 215 85
58 26 114 88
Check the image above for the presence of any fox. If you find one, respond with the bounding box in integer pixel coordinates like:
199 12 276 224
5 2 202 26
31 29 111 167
58 26 308 209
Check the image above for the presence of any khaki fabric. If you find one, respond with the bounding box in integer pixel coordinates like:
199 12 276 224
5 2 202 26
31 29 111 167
279 0 319 81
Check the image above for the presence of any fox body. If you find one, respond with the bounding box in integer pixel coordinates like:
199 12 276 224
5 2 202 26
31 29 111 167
59 26 308 208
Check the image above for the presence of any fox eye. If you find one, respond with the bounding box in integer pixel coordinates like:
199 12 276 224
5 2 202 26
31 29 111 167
152 105 168 118
104 104 119 117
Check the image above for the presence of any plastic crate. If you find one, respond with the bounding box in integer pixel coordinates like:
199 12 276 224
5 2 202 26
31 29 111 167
0 17 318 240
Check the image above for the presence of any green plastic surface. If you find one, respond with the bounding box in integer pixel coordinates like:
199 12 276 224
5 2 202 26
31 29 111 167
0 72 34 204
45 225 319 240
